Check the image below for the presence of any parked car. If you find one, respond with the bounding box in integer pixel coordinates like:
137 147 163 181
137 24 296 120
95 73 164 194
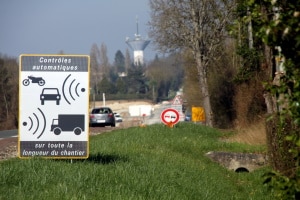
89 107 116 127
185 114 191 121
114 113 123 122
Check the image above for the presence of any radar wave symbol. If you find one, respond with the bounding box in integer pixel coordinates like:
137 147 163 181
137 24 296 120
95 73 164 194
23 108 46 139
62 74 85 105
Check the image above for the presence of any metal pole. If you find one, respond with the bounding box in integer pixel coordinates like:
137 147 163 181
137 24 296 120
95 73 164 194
103 93 105 106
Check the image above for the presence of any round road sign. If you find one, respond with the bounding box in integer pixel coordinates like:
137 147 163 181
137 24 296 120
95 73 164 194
160 108 180 125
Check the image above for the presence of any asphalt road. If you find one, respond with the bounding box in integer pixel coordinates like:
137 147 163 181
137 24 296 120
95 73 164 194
0 129 17 140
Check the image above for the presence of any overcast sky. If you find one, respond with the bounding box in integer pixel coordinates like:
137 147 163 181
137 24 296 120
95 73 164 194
0 0 157 63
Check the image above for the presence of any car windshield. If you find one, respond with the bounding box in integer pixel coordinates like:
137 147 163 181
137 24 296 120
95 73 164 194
43 89 58 94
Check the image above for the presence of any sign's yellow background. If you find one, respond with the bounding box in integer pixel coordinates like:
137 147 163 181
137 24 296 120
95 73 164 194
192 107 205 122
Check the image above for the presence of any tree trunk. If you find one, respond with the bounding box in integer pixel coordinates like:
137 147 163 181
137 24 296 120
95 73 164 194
195 51 213 127
1 85 9 120
262 44 296 175
202 80 213 127
247 7 254 49
263 92 277 114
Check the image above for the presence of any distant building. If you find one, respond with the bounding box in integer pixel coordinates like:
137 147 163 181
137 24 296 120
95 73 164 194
126 18 150 66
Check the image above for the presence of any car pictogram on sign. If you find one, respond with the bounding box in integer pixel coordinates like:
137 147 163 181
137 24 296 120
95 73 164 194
40 88 61 105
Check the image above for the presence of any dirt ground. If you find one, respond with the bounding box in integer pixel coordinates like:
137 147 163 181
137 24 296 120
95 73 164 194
0 137 18 161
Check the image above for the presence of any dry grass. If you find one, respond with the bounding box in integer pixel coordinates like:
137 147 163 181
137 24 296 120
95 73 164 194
224 120 267 145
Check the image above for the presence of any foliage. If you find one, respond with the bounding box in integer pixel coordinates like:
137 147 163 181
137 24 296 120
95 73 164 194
182 50 202 107
230 0 271 127
234 46 261 83
146 53 184 102
148 0 236 126
231 11 263 83
97 76 116 94
114 50 125 74
208 42 237 128
0 56 18 130
244 0 300 198
181 46 237 128
126 64 148 94
89 45 184 102
115 77 127 94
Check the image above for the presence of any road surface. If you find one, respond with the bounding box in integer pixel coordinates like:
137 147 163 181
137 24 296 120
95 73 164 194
0 129 17 140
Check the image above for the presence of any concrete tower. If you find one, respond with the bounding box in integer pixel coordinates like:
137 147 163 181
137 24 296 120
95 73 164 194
126 18 150 66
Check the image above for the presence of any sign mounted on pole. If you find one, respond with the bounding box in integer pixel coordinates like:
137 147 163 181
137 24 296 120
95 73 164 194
160 108 180 125
19 54 90 159
171 95 183 105
192 106 205 122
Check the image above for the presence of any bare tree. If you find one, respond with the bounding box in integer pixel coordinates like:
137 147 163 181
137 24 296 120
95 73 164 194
90 43 101 94
125 48 131 73
90 42 111 94
149 0 234 126
99 43 110 77
0 56 18 129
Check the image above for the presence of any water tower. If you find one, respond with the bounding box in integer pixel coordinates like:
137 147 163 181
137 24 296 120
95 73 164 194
126 18 150 66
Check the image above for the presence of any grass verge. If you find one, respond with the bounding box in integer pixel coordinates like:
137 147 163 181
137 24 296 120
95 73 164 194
0 123 273 199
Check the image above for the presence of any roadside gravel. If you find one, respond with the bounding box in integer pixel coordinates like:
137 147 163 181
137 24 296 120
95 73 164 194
0 137 17 161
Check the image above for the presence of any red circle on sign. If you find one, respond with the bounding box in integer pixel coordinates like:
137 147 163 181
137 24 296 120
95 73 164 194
160 108 180 125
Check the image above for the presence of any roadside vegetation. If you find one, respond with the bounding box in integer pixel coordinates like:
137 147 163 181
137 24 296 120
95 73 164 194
0 123 273 199
1 0 299 198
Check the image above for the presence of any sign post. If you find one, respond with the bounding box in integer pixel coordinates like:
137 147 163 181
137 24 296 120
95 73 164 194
19 54 90 159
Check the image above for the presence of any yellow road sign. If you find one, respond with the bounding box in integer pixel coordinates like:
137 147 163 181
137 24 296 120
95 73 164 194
192 107 205 122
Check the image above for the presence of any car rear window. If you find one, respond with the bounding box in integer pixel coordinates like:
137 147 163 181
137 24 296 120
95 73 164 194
92 108 112 114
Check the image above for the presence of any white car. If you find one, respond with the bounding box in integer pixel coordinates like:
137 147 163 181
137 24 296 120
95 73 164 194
114 113 123 122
